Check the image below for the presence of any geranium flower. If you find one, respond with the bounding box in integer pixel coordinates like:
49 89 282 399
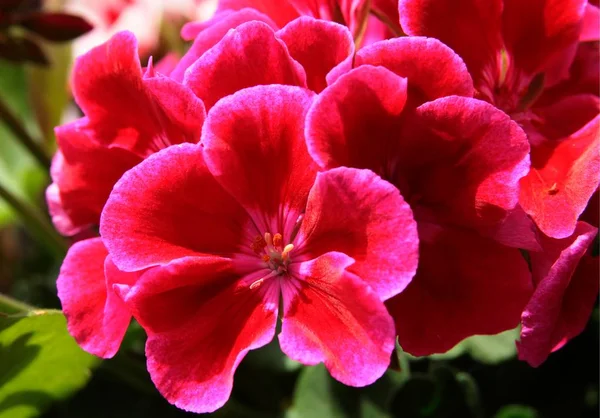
99 85 419 412
51 31 205 357
518 221 598 366
399 0 600 240
306 37 534 355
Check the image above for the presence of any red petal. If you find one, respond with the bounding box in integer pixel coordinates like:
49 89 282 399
355 37 475 103
295 167 418 300
398 0 503 91
123 257 277 413
174 9 278 81
581 4 600 41
520 115 600 239
57 238 136 358
216 0 300 27
280 252 395 386
184 21 306 111
181 8 277 41
100 144 250 271
277 17 354 93
72 31 205 156
502 0 587 82
518 222 598 366
47 119 141 236
306 65 408 170
202 85 317 236
387 223 532 356
408 97 530 230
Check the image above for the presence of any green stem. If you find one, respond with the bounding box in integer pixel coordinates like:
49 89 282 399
0 94 51 170
0 181 67 257
0 292 34 314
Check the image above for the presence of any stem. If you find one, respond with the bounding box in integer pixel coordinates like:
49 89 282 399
0 95 52 170
0 181 67 256
0 292 34 314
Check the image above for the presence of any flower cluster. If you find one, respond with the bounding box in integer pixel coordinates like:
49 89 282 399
50 0 599 413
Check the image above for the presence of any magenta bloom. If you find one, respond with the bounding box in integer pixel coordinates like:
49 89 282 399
306 37 534 355
51 31 205 357
98 85 419 412
399 0 600 239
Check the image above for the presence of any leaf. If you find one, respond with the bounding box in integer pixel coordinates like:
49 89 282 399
287 365 356 418
0 310 100 418
19 13 93 42
494 405 538 418
428 327 519 364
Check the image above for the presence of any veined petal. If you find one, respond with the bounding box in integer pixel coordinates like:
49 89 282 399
100 144 251 272
57 238 137 358
387 223 533 356
202 85 317 238
518 222 598 366
277 17 354 93
279 252 395 386
295 167 418 300
184 21 306 111
122 257 278 413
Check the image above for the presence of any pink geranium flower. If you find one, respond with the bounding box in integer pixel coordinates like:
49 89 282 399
399 0 600 240
306 37 534 355
98 85 419 412
51 31 205 357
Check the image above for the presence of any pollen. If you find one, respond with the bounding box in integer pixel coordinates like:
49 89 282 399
273 233 283 248
249 231 295 290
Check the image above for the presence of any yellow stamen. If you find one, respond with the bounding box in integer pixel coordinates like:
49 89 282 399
281 244 294 262
273 233 283 248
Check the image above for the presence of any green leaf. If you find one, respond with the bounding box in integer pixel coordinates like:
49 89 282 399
494 405 538 418
429 327 519 364
0 310 100 418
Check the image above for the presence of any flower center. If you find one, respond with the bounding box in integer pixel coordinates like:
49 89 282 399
249 232 294 289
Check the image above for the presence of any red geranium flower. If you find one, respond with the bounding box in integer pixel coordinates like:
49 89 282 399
306 37 534 355
399 0 600 239
52 31 205 357
98 85 419 412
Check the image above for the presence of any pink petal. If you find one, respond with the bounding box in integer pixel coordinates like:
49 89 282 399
48 119 141 236
387 223 533 356
306 65 408 170
173 9 278 81
72 31 205 156
216 0 300 27
277 17 354 93
355 37 475 103
294 167 418 300
57 238 136 358
122 257 277 413
279 252 395 386
580 4 600 41
181 8 277 41
100 144 250 271
202 85 317 237
518 222 598 366
184 21 306 111
398 0 504 91
520 115 600 239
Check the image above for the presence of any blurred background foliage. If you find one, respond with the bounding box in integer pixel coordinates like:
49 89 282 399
0 1 598 418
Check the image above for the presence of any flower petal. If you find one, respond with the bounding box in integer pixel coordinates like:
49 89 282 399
174 8 278 81
184 21 306 111
122 257 277 413
277 17 354 93
518 222 598 366
387 223 533 356
48 119 141 236
294 167 418 300
520 115 600 239
398 0 503 91
100 144 250 271
279 252 395 386
355 37 475 103
72 31 205 156
57 238 136 358
202 85 317 237
306 65 408 171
